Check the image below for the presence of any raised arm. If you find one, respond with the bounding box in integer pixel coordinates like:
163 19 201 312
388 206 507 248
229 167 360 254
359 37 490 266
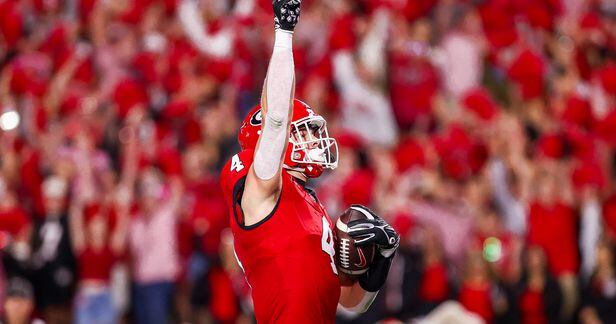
68 200 87 254
177 0 233 58
240 0 301 226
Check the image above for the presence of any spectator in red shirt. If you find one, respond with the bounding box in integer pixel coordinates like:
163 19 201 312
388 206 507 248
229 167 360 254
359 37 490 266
418 226 451 312
458 252 509 323
389 18 440 130
0 177 31 251
515 246 562 324
0 177 31 313
69 199 128 324
526 169 579 321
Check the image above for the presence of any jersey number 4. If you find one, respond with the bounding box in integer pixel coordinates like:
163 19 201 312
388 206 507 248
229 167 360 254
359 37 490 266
321 216 338 275
230 154 245 172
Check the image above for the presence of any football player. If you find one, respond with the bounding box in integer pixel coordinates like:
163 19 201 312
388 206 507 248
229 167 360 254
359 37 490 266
220 0 400 322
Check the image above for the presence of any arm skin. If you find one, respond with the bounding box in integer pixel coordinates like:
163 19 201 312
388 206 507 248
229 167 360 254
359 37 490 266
340 282 375 313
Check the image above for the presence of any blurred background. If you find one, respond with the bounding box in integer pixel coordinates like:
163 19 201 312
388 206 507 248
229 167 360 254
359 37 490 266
0 0 614 323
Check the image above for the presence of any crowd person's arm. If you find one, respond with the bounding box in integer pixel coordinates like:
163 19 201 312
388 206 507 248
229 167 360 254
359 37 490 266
89 0 107 47
357 9 390 85
177 0 233 58
167 176 185 216
508 153 535 205
488 159 527 235
43 44 91 119
74 133 97 202
579 307 602 324
552 161 575 205
370 147 398 214
579 191 602 281
332 48 364 100
0 65 11 103
118 121 141 192
233 0 255 17
0 131 20 186
332 45 398 146
110 196 130 255
68 200 87 255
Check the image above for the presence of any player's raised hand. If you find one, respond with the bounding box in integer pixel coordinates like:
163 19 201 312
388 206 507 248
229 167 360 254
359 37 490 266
273 0 301 33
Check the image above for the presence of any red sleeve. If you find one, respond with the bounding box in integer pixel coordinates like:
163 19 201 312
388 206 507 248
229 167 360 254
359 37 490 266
220 150 255 208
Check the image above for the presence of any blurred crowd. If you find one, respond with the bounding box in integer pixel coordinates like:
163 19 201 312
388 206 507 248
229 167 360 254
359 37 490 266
0 0 615 323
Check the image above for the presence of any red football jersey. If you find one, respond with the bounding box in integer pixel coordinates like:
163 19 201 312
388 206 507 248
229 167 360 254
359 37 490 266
220 150 341 323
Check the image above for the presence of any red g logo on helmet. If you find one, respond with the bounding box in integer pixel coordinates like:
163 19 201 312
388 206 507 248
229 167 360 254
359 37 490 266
250 110 262 126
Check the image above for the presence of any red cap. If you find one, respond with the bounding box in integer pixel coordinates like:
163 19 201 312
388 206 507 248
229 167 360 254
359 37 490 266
157 147 183 176
335 132 364 150
133 52 159 84
598 64 616 95
329 15 356 51
162 100 192 119
392 211 415 238
10 64 48 97
565 127 596 160
594 109 616 147
523 2 555 31
580 12 602 30
83 203 102 224
78 0 97 23
479 4 518 49
0 2 23 49
394 137 425 173
561 95 594 129
508 50 545 100
433 125 484 180
341 169 375 207
572 160 605 189
536 133 565 158
461 88 499 121
183 118 202 145
113 78 149 118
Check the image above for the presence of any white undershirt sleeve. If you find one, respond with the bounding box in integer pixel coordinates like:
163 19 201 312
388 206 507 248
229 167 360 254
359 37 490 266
253 30 295 180
338 291 378 314
178 0 233 58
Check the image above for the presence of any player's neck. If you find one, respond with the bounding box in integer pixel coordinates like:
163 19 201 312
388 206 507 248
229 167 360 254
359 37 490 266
288 170 308 183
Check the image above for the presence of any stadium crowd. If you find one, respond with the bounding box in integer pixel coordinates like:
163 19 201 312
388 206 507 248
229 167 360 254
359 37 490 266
0 0 614 323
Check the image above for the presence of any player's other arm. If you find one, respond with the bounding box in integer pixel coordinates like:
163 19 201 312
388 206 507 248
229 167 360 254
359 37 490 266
339 208 400 313
241 0 301 226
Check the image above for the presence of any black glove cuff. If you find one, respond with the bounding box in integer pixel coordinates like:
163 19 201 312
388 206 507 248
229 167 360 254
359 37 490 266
358 252 395 292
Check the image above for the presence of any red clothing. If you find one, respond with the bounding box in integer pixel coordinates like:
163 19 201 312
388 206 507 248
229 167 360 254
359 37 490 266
458 282 494 323
602 195 616 240
527 202 579 276
389 49 439 128
518 289 547 324
78 246 116 283
0 206 30 237
419 262 449 302
221 150 341 324
209 267 239 323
